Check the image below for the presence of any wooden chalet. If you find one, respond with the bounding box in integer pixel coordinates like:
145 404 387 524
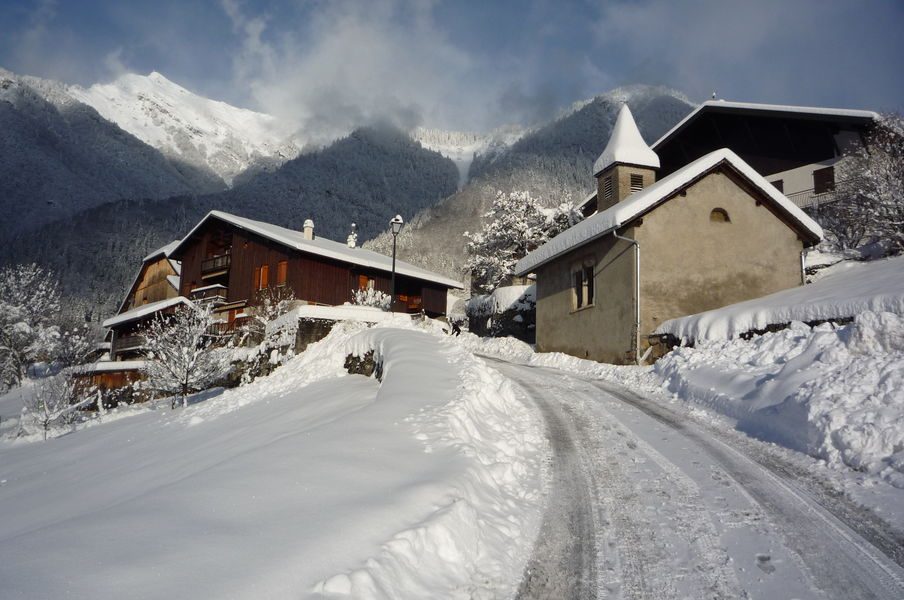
168 211 463 329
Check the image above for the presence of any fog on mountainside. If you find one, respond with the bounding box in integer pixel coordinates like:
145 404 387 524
365 86 694 287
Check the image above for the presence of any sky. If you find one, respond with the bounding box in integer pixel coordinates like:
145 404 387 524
1 0 902 136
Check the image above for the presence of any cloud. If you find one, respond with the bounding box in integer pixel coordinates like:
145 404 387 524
220 0 508 142
591 0 904 109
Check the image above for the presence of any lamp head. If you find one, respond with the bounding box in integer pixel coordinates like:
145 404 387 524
390 214 404 236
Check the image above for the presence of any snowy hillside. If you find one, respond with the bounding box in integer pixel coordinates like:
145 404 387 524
70 72 301 185
411 125 525 187
0 68 222 236
0 321 546 598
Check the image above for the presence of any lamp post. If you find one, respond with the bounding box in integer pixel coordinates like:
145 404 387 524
389 214 404 311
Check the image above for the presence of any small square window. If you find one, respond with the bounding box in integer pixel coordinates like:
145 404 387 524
813 167 835 194
572 264 595 310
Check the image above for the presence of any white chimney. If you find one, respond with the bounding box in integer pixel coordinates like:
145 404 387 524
347 222 358 248
303 219 315 240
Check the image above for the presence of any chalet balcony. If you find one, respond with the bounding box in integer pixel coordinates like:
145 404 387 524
190 284 228 305
112 333 144 355
785 187 839 209
201 253 231 277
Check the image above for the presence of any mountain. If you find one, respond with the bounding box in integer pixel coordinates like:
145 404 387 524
1 125 460 321
0 68 223 237
69 72 301 186
411 125 526 187
364 86 695 287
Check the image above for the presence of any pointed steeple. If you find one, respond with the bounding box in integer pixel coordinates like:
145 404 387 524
593 104 660 176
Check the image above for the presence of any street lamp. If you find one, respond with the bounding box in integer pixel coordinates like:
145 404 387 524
389 214 404 311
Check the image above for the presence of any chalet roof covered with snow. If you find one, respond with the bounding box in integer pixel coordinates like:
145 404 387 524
143 239 181 262
515 148 823 276
652 100 879 150
173 211 463 289
593 104 660 176
103 296 191 329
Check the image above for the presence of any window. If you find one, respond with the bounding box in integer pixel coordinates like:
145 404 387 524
572 263 595 310
710 208 731 223
772 179 784 193
252 267 260 291
603 176 613 200
260 264 269 289
813 166 835 194
358 274 374 290
630 174 644 193
277 261 288 286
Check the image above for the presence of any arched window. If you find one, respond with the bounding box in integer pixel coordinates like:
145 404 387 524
710 208 730 223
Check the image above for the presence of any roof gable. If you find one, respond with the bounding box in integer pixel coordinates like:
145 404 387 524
516 148 823 275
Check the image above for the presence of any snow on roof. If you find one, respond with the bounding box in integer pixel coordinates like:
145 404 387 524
515 148 824 276
103 296 191 329
593 104 660 176
576 188 597 210
653 100 879 150
76 360 147 374
166 274 180 291
176 211 463 289
656 255 904 341
143 239 181 262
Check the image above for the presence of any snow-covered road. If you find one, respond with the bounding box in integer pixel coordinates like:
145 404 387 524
487 357 904 600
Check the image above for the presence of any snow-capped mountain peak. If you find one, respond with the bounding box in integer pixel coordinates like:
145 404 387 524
68 71 301 185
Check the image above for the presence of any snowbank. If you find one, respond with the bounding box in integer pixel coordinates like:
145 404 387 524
0 320 546 599
655 312 904 486
657 255 904 341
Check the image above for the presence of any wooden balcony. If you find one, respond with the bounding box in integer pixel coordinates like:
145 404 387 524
190 284 228 305
112 333 144 356
201 253 231 277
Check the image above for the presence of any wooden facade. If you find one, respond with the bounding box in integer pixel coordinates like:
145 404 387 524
122 256 179 312
173 217 454 317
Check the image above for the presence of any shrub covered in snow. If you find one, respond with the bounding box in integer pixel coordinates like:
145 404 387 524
351 287 391 310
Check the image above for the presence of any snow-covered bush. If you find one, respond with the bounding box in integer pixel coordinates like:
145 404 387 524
351 287 391 310
465 190 582 293
0 263 62 391
142 303 229 409
240 286 297 343
21 373 91 441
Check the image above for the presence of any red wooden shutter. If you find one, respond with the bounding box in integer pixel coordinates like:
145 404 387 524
277 261 288 286
252 267 260 291
260 265 269 288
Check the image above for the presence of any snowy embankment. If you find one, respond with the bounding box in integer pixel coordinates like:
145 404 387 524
0 321 546 599
463 309 904 489
656 255 904 341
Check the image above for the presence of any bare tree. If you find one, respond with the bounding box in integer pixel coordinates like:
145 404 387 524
241 286 298 343
142 303 228 409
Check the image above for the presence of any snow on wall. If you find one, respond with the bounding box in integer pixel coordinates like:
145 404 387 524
657 256 904 341
466 284 536 317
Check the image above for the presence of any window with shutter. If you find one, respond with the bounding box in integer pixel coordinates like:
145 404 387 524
252 267 260 291
813 167 835 194
277 261 288 286
260 265 269 289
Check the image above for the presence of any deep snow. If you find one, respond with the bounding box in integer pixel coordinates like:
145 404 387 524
0 321 547 599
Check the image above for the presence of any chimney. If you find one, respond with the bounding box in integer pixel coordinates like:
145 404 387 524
303 219 315 241
347 222 358 248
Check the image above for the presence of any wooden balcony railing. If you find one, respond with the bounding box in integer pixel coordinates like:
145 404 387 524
112 333 144 355
201 253 231 275
190 285 228 304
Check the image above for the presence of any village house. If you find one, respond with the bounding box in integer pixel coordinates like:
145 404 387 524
579 100 877 217
516 104 823 365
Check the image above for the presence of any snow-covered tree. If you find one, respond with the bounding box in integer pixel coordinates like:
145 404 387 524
465 190 583 293
23 373 88 441
142 303 228 409
241 286 298 343
351 287 391 310
0 264 62 391
837 112 904 252
53 323 95 368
